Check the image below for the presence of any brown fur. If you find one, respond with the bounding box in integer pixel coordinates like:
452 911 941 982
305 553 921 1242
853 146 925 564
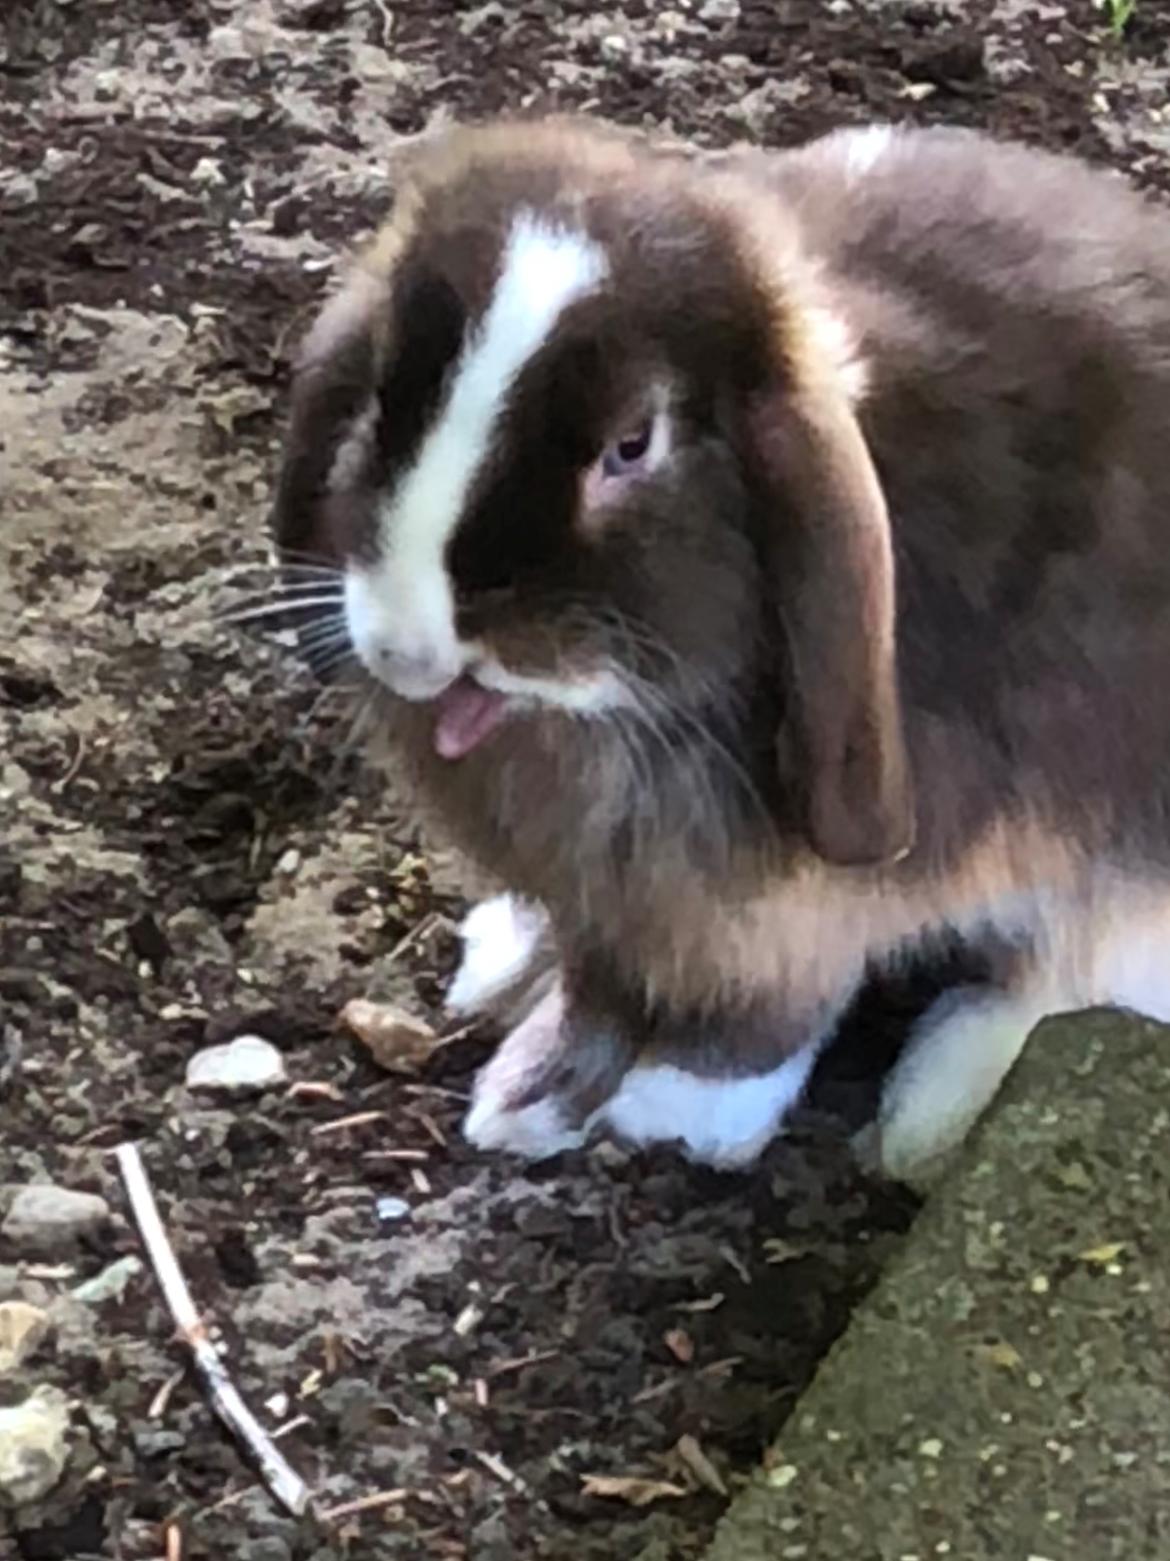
272 116 1170 1127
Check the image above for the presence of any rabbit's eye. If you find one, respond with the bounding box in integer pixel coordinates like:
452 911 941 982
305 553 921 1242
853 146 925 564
581 405 671 521
602 421 654 476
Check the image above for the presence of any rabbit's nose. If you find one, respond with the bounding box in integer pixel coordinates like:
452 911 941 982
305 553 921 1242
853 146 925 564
367 644 461 701
343 564 466 700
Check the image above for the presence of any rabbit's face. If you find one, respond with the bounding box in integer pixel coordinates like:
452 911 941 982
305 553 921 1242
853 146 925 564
275 121 914 865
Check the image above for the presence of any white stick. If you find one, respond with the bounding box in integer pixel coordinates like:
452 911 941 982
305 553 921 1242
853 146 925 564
115 1142 313 1518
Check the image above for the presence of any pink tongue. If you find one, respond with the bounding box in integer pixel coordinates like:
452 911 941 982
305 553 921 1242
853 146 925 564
433 677 510 760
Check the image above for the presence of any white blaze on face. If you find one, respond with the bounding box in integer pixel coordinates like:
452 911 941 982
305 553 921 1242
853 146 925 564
345 211 609 701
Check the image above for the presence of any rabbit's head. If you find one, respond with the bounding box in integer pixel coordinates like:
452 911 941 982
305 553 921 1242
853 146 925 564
273 118 913 867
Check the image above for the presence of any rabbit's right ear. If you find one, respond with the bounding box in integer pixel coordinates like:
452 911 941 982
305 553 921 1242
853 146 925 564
270 269 389 558
746 372 915 867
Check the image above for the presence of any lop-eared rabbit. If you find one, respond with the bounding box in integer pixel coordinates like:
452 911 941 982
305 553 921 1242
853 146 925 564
271 118 1170 1182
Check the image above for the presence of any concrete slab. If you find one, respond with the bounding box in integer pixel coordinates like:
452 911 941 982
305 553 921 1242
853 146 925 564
705 1009 1170 1561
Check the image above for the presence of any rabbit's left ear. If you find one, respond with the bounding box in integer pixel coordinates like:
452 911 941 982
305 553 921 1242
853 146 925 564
746 375 915 866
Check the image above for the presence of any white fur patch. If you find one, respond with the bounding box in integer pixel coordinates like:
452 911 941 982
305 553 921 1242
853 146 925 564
873 985 1050 1185
834 124 896 181
1090 893 1170 1024
347 213 608 699
447 894 549 1016
600 1044 823 1168
474 660 633 716
806 304 869 405
463 986 585 1155
464 989 824 1167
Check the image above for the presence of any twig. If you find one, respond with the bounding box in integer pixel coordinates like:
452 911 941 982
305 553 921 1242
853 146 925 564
385 912 440 965
287 1080 345 1103
360 1148 430 1162
309 1110 387 1136
415 1112 448 1148
317 1488 408 1523
473 1449 530 1495
485 1349 560 1380
115 1142 313 1518
148 1369 186 1421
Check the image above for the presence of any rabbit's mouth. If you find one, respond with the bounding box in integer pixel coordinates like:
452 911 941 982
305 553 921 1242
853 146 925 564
432 675 513 760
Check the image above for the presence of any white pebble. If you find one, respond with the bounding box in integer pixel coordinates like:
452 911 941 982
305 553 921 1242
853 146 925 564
186 1035 287 1095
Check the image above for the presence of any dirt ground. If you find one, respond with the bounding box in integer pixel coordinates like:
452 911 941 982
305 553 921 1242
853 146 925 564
2 2 1169 1558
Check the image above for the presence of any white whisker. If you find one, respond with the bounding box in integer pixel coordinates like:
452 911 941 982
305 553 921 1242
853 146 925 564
221 595 347 626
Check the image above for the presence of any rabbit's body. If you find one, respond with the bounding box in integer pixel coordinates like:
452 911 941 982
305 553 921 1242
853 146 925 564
274 119 1170 1179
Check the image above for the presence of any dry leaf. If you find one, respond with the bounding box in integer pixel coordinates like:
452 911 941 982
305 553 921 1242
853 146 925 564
674 1434 727 1496
974 1341 1022 1371
663 1328 695 1364
762 1237 810 1266
580 1475 688 1507
1078 1241 1125 1266
340 998 437 1073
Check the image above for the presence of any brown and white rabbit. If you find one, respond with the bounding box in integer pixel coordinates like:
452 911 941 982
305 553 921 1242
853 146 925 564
271 116 1170 1182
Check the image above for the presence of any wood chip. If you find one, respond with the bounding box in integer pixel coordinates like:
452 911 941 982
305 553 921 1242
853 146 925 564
485 1349 560 1379
663 1328 695 1364
415 1112 448 1148
286 1080 345 1103
674 1433 727 1496
309 1110 387 1137
318 1488 408 1523
580 1474 687 1507
148 1368 185 1421
340 998 437 1073
453 1302 485 1338
673 1293 724 1314
1078 1241 1126 1266
474 1449 529 1494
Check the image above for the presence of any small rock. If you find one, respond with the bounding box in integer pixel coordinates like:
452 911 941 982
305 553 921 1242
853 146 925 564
133 1426 186 1459
0 1303 51 1374
341 999 437 1073
186 1035 287 1095
376 1196 411 1224
0 1385 70 1507
1 1185 110 1255
71 1255 142 1305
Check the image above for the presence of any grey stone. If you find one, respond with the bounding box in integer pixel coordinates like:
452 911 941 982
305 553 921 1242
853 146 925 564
1 1183 110 1253
185 1034 287 1095
133 1425 187 1458
706 1010 1170 1561
0 1385 70 1507
0 1302 51 1374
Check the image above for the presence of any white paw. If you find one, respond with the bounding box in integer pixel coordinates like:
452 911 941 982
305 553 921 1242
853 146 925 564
463 986 586 1159
446 894 549 1017
464 1092 587 1159
601 1043 822 1169
872 986 1046 1185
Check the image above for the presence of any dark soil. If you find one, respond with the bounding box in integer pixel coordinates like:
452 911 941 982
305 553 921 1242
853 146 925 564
2 1 1168 1557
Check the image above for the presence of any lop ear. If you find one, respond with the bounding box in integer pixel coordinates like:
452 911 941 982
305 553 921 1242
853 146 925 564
270 268 389 558
747 380 914 867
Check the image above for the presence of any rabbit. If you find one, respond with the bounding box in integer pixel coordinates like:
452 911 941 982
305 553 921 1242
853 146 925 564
270 115 1170 1184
